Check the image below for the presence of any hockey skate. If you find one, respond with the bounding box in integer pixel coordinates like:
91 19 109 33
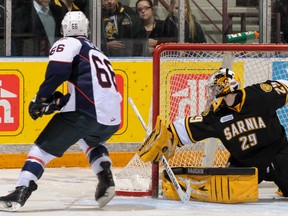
275 188 283 197
95 161 115 208
0 180 37 211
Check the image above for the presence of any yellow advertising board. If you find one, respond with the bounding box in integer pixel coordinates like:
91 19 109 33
0 59 152 144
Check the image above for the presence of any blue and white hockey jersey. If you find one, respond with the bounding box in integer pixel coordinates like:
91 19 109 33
36 36 122 126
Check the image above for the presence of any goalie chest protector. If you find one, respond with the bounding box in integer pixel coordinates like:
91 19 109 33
162 167 258 203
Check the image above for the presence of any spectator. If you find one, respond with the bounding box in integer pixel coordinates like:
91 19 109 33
162 0 206 43
136 0 164 55
12 0 63 56
101 0 148 57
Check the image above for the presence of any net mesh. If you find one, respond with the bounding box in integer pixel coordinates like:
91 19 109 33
116 44 288 196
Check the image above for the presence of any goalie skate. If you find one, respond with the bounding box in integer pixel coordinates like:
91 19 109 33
0 181 37 212
95 161 115 208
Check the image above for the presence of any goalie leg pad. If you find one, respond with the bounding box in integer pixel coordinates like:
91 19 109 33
137 116 179 163
162 167 258 203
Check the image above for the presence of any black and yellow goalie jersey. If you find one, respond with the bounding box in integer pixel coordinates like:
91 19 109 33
172 80 288 171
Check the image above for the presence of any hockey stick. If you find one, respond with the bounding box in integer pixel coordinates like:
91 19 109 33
128 97 148 131
128 97 191 203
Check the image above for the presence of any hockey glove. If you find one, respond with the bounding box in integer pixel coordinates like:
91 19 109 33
43 92 71 115
137 116 179 163
29 91 70 120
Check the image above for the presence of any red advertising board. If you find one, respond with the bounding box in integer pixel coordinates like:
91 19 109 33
0 73 23 134
169 74 210 122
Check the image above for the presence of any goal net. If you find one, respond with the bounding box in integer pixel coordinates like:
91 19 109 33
115 43 288 197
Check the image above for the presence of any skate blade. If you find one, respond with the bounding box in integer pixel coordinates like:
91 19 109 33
0 201 21 212
96 186 115 208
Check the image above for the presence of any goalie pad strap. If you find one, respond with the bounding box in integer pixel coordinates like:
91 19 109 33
169 167 256 176
162 167 258 204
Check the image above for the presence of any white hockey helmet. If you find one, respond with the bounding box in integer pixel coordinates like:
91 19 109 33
206 68 241 112
61 11 89 37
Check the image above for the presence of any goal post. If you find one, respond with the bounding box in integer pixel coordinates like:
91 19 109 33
115 43 288 198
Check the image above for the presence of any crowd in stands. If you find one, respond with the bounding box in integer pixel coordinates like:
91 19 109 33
101 0 206 57
5 0 288 57
101 0 147 57
2 0 207 57
4 0 288 57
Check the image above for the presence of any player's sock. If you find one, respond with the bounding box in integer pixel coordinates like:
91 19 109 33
95 161 115 208
17 144 55 187
0 180 37 212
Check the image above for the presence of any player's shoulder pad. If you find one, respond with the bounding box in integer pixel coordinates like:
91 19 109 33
249 80 275 93
259 82 274 93
49 37 82 62
258 80 288 93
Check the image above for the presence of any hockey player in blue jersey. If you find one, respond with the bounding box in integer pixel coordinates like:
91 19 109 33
0 11 122 211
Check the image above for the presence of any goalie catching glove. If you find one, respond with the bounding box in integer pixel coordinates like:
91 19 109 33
137 116 181 163
29 91 70 120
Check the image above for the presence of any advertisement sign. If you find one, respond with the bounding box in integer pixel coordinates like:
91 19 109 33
114 71 127 134
0 70 23 135
169 74 210 122
162 62 244 123
0 60 152 144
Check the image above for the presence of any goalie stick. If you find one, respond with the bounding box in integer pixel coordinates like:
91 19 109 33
128 97 191 203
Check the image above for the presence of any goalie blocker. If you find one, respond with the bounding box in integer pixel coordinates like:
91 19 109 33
162 167 258 203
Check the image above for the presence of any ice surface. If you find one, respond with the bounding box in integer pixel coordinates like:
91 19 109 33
0 168 287 216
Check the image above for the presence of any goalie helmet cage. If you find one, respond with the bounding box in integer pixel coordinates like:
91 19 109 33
115 43 288 198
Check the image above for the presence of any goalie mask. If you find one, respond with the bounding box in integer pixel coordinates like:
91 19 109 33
206 68 241 112
61 11 90 37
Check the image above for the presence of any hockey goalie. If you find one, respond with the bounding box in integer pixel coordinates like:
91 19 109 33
138 67 288 203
